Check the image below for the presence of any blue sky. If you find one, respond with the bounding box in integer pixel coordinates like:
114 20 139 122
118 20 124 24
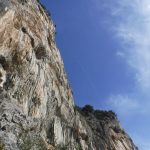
41 0 150 149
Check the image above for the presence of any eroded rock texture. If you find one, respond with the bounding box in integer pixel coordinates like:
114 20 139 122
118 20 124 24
0 0 138 149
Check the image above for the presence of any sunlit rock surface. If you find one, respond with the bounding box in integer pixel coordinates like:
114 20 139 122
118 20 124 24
0 0 138 149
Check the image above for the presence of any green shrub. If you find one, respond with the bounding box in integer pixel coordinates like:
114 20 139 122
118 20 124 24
74 105 82 112
94 110 117 120
55 144 69 150
82 105 94 114
0 143 4 150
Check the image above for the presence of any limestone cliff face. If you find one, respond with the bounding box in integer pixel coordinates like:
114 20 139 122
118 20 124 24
0 0 138 150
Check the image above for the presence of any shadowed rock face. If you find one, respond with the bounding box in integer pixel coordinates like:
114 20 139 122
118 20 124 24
0 0 138 150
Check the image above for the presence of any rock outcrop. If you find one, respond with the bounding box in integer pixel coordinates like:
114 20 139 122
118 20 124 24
0 0 138 150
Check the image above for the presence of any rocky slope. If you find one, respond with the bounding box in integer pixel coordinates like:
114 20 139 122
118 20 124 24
0 0 138 149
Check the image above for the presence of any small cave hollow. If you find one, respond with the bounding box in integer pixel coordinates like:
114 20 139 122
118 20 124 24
0 55 9 71
34 44 48 60
21 27 27 33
